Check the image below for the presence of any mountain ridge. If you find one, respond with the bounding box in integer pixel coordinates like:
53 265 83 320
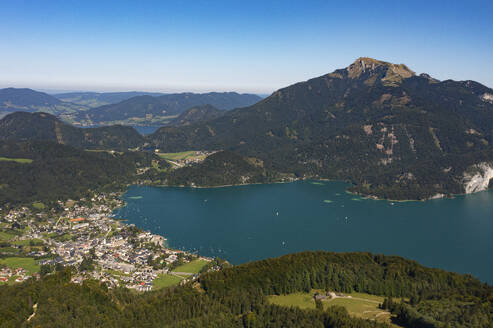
68 92 262 126
168 104 224 126
0 87 86 118
0 112 145 150
149 58 493 199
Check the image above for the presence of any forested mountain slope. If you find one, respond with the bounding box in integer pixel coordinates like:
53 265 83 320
54 91 164 107
70 92 262 126
0 251 490 327
0 140 157 207
0 112 145 150
150 58 493 199
0 88 85 118
168 104 225 126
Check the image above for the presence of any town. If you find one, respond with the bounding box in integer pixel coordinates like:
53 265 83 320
0 192 219 291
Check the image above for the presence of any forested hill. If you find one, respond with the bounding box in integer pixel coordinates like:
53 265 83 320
0 112 145 150
70 92 262 126
149 57 493 199
53 91 164 108
0 251 491 327
0 88 85 117
0 140 157 207
168 104 224 126
161 150 284 186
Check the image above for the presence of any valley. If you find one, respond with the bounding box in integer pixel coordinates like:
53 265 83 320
3 1 493 326
1 58 493 328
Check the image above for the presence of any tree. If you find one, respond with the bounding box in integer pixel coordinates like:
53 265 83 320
40 264 52 278
79 257 94 272
315 298 324 311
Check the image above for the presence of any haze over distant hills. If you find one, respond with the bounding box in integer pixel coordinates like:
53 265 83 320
0 88 86 118
53 91 165 108
0 88 262 126
67 92 262 126
2 58 493 200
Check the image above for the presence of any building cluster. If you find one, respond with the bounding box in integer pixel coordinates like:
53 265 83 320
0 267 37 283
1 192 208 291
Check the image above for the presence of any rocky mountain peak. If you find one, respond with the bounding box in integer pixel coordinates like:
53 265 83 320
346 57 415 86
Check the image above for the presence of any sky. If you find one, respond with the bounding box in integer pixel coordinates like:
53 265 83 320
1 0 492 94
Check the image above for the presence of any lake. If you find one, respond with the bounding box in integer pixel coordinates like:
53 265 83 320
113 181 493 283
81 125 161 135
132 126 161 135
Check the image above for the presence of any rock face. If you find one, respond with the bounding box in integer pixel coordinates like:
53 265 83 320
464 163 493 194
346 57 415 86
481 93 493 103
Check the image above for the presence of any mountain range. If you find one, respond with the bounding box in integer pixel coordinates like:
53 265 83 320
149 57 493 199
53 91 165 108
0 88 86 118
0 112 144 150
2 58 493 200
0 88 262 126
67 92 262 126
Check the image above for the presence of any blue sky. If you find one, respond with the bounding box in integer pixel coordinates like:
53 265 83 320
1 0 492 94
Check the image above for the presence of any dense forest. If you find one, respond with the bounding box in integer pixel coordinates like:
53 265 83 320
0 88 85 117
0 251 490 327
0 112 145 150
158 151 285 187
0 140 157 208
168 104 225 126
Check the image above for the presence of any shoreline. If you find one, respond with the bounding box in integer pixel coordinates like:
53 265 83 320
135 178 491 202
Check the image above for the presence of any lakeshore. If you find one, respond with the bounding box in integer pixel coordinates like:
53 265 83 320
0 192 216 291
115 181 493 284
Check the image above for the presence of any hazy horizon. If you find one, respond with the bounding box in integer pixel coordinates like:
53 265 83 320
1 1 492 93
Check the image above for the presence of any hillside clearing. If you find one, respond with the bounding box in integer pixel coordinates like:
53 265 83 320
0 257 39 274
152 273 183 289
171 259 209 274
0 157 33 164
268 290 402 327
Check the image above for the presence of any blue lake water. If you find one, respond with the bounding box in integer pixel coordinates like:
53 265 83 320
113 181 493 283
81 125 160 135
132 126 161 135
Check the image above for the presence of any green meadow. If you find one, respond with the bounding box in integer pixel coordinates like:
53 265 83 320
268 290 400 326
171 259 209 274
0 257 40 274
0 157 33 164
152 274 183 289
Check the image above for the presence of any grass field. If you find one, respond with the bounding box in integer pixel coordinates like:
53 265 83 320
0 157 33 164
171 259 209 274
157 151 207 162
0 247 19 255
12 238 44 246
32 202 46 210
0 231 15 241
0 257 39 274
268 291 315 309
153 274 183 289
268 290 400 326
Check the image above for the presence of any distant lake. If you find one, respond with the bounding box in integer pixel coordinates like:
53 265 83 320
132 126 160 135
80 125 161 135
113 181 493 283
